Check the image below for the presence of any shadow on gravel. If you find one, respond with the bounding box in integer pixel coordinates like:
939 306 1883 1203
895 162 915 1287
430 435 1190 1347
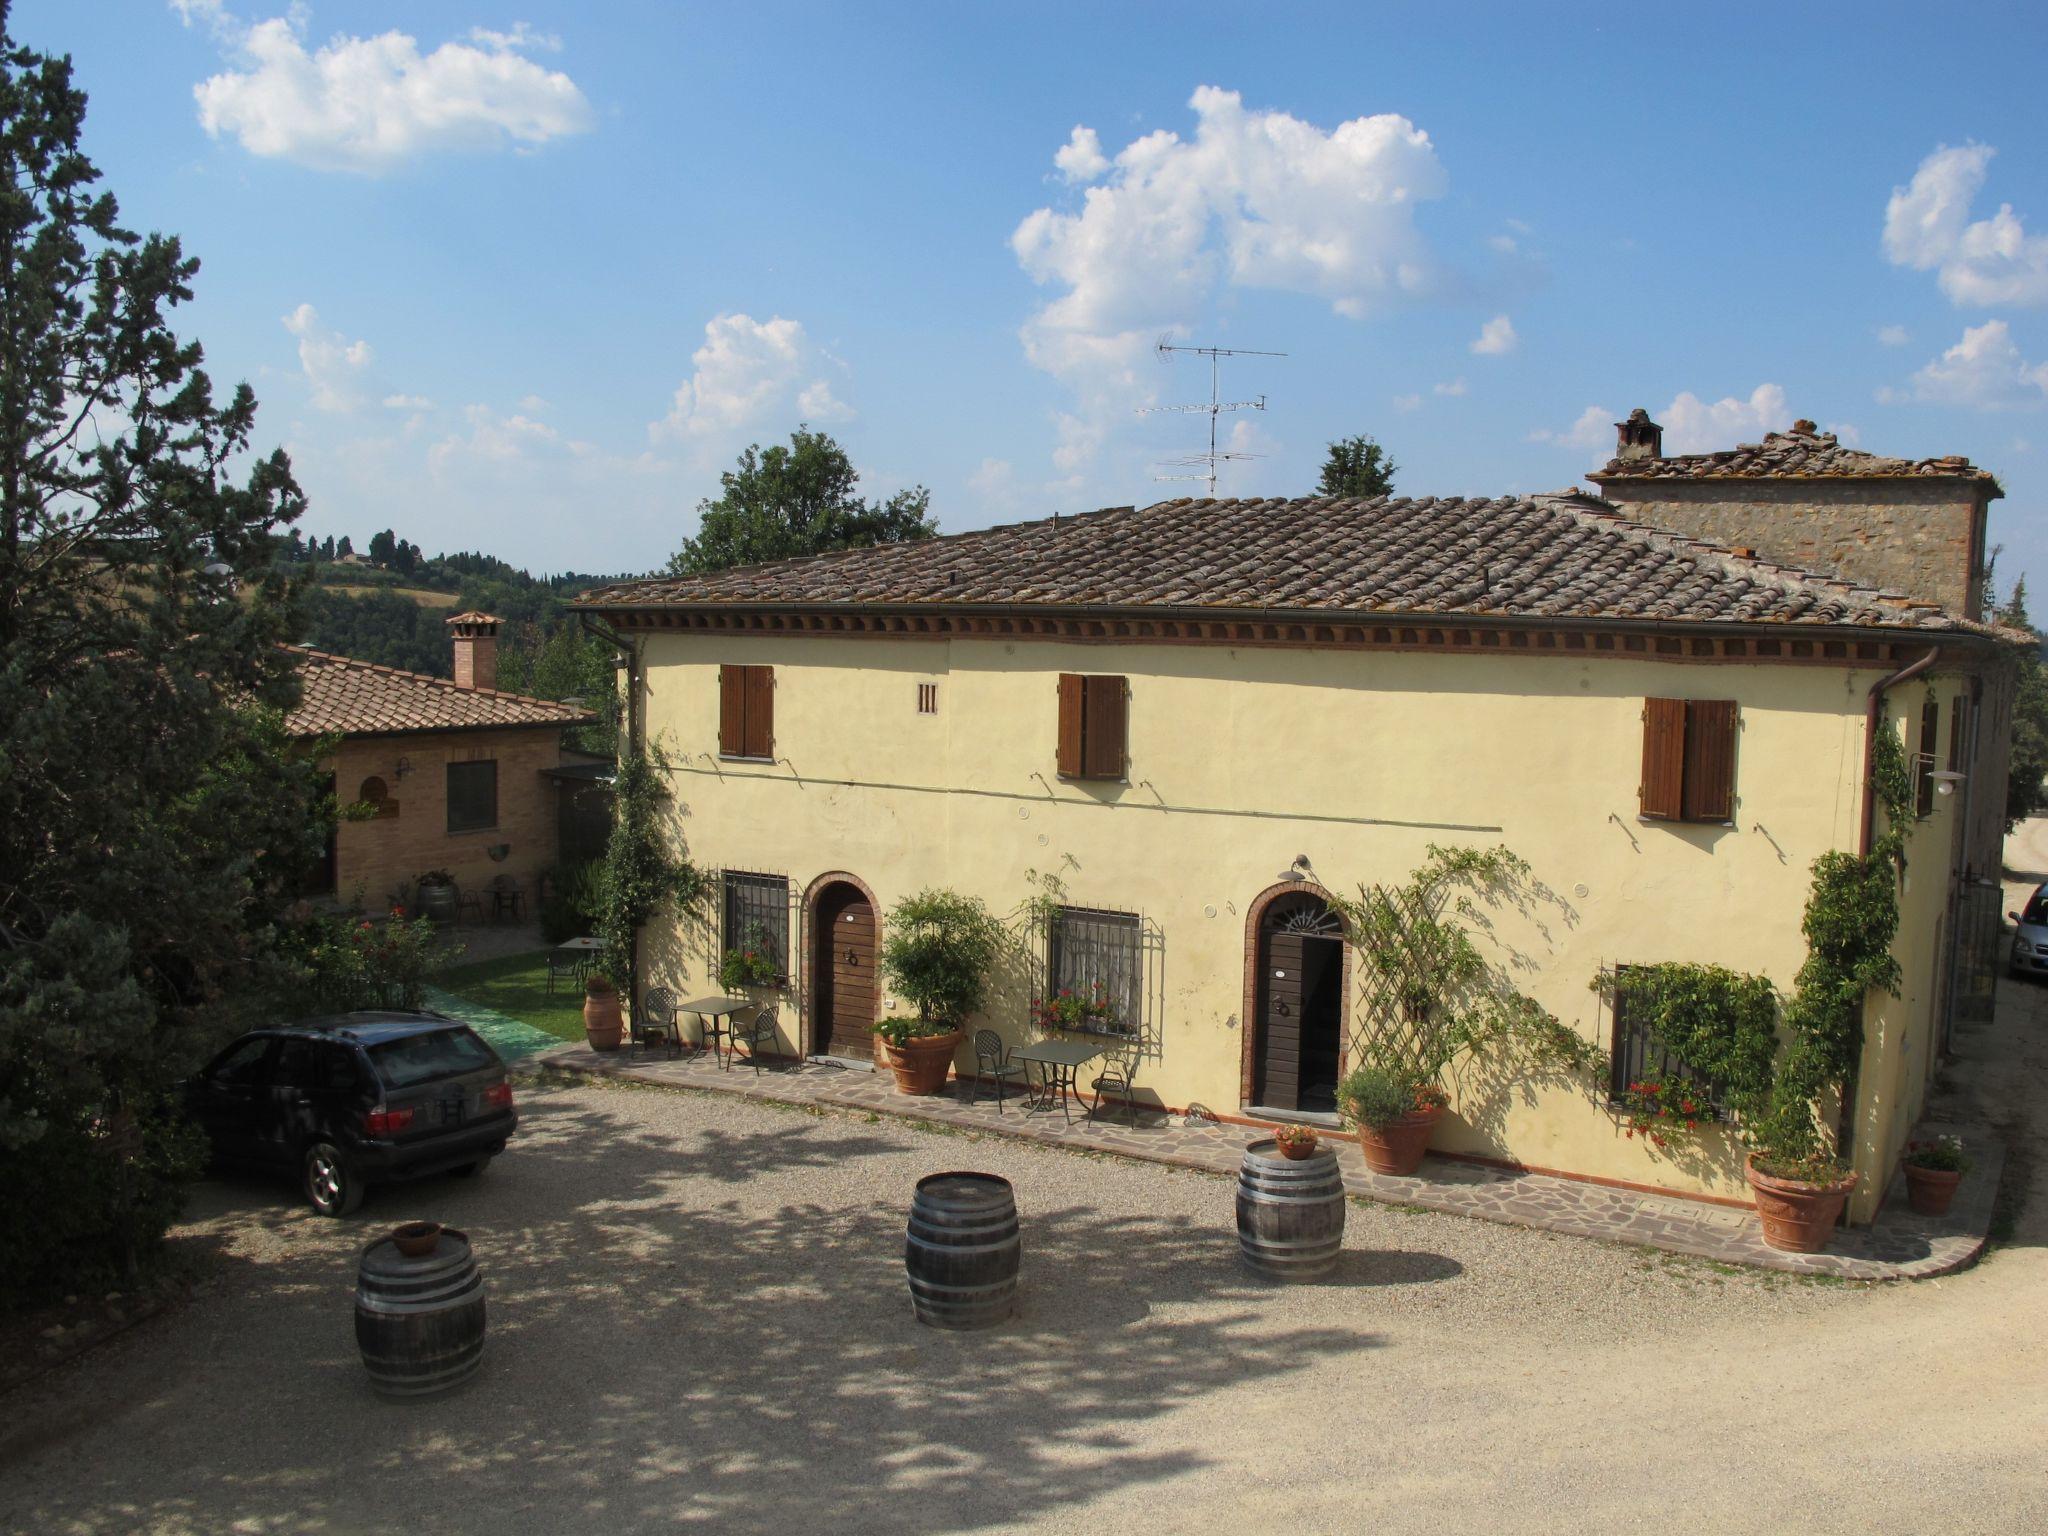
2 1085 1410 1536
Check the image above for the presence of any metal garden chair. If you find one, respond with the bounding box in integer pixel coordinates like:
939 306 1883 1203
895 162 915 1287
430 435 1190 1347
1088 1041 1141 1126
632 986 683 1059
726 1005 778 1075
969 1029 1027 1112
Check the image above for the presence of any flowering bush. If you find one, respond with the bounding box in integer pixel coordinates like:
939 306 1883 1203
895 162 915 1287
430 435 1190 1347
1030 984 1123 1034
288 912 447 1013
717 940 780 990
1618 1076 1710 1151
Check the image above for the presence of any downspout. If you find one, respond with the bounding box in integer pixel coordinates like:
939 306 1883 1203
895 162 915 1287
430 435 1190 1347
1841 644 1941 1166
578 611 642 1005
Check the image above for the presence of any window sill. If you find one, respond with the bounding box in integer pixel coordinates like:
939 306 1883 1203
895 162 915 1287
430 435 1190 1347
1636 816 1736 828
1046 1023 1139 1040
718 754 776 765
446 825 501 837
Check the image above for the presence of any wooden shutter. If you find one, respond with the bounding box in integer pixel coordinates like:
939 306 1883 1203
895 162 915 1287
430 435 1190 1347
743 665 774 760
1681 700 1737 822
1056 674 1085 777
1639 697 1687 819
1948 695 1967 774
1083 675 1127 779
719 665 745 756
1916 694 1939 817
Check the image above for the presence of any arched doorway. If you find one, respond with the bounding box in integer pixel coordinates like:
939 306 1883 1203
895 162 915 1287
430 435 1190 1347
1247 888 1346 1114
808 877 877 1060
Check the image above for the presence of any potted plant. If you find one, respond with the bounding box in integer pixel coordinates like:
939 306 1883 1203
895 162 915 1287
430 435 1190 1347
414 868 458 924
1339 1065 1446 1176
1271 1124 1321 1161
1901 1135 1970 1217
1029 985 1124 1036
1741 1092 1858 1253
875 888 1005 1096
583 972 624 1052
718 934 781 993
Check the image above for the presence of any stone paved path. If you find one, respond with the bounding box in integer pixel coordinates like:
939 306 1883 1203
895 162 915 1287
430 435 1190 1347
524 1040 2000 1280
423 986 564 1064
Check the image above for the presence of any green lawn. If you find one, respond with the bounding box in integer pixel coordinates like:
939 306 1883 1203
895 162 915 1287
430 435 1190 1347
436 950 588 1043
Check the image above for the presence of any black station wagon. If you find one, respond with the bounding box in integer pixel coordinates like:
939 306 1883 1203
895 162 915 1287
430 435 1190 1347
183 1011 518 1216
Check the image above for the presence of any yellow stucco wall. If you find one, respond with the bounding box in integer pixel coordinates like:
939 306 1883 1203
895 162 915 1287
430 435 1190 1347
636 631 1968 1216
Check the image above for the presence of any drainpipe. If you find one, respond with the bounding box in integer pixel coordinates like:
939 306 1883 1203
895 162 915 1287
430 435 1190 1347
1840 644 1941 1171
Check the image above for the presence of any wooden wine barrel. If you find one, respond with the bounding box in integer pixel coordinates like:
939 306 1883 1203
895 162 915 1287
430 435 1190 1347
1236 1140 1345 1281
355 1226 487 1396
905 1172 1019 1330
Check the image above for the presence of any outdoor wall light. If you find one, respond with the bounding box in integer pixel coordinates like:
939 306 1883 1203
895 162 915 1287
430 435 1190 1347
1930 770 1967 797
1278 854 1315 882
393 756 412 780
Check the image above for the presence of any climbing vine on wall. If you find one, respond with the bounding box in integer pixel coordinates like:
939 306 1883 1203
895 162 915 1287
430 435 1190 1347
593 737 712 990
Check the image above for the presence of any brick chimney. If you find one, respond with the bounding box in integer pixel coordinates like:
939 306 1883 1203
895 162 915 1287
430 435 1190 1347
1614 407 1663 464
447 611 501 691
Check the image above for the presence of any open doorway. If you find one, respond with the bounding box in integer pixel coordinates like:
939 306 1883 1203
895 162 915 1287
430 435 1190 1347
1251 891 1345 1115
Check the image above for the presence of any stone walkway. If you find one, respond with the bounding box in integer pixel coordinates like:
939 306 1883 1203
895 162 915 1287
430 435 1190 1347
521 1041 2001 1281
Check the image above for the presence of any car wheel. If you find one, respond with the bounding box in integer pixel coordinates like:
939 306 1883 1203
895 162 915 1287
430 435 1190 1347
452 1157 492 1178
304 1141 364 1217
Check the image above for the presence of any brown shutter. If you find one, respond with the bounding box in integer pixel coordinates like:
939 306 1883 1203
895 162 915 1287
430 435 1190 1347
1948 695 1967 774
719 665 745 756
1083 675 1127 779
1057 674 1085 777
1681 699 1737 822
743 665 774 760
1640 697 1686 819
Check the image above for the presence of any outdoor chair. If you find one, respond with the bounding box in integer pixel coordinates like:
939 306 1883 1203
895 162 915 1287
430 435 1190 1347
968 1029 1027 1112
488 874 525 923
632 986 683 1060
1088 1042 1141 1127
545 951 580 997
726 1005 779 1076
454 884 485 925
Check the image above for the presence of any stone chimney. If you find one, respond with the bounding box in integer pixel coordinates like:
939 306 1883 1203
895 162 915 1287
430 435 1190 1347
447 611 501 691
1614 407 1663 464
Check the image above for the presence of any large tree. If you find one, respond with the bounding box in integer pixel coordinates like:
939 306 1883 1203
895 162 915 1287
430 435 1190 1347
668 425 936 576
0 5 323 1296
1317 434 1398 499
1998 578 2048 829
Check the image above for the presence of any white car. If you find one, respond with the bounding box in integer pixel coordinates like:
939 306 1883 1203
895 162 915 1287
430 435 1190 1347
2010 884 2048 979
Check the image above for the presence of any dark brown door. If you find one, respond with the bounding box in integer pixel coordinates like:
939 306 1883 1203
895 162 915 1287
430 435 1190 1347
1257 931 1306 1110
813 885 875 1059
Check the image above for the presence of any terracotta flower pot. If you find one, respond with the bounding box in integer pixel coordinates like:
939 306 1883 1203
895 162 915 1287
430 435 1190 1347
583 988 624 1052
1903 1160 1962 1217
881 1029 963 1095
1275 1136 1320 1162
1355 1103 1444 1176
1745 1155 1858 1252
391 1221 442 1258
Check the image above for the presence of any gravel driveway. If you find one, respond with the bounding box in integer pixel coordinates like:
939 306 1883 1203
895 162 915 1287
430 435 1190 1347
4 1004 2046 1533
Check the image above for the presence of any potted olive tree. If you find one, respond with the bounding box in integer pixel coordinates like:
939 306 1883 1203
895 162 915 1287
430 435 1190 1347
875 888 1005 1095
1337 1064 1450 1176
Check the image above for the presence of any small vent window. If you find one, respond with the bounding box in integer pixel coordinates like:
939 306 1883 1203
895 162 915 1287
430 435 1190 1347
917 682 938 715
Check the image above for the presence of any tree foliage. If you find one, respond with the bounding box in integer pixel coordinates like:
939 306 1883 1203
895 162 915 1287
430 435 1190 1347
667 426 936 576
592 739 710 992
0 9 323 1298
1996 577 2048 829
1316 434 1397 500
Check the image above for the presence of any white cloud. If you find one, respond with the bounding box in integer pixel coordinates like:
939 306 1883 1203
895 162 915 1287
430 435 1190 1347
1486 233 1517 254
382 392 433 411
1434 377 1467 397
1012 85 1446 471
282 303 372 411
185 6 594 174
1877 324 1910 347
1891 320 2048 409
1392 392 1422 413
651 313 850 445
428 404 567 471
1884 144 2048 307
1532 384 1790 464
1824 421 1862 446
1053 125 1109 184
1470 314 1516 355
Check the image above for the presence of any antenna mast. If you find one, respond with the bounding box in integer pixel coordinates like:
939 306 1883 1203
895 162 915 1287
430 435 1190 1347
1139 340 1286 496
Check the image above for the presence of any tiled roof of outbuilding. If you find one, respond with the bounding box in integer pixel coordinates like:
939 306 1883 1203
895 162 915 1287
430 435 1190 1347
1591 425 1999 485
286 648 594 738
578 493 1965 631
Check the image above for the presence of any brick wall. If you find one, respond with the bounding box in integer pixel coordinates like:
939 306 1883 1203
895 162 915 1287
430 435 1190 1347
324 726 566 912
1598 477 1989 620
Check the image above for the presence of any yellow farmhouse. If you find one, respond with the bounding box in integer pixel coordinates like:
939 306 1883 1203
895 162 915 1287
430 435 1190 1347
578 416 2018 1221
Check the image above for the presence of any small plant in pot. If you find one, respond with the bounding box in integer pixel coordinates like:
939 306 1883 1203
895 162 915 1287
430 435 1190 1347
1339 1065 1446 1176
875 888 1004 1095
717 934 781 993
1740 1091 1857 1253
1271 1124 1321 1161
582 972 625 1053
1900 1135 1970 1217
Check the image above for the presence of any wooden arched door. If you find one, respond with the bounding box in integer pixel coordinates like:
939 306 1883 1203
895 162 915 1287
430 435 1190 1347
1252 892 1345 1113
812 882 876 1059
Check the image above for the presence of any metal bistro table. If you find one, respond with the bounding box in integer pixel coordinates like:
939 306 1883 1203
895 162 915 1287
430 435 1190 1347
1011 1037 1109 1125
677 994 756 1065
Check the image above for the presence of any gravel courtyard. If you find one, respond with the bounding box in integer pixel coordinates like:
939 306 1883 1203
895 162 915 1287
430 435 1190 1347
3 985 2046 1534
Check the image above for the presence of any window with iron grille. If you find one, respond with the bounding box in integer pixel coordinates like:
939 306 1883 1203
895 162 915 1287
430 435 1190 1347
1606 964 1727 1114
1045 906 1142 1037
721 871 790 978
446 760 498 833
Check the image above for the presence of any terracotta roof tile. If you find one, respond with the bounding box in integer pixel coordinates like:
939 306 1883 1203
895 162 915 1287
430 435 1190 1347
1591 426 2000 485
285 648 595 738
577 493 1967 632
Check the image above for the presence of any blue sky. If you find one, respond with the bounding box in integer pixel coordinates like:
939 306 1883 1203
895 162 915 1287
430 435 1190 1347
24 2 2048 594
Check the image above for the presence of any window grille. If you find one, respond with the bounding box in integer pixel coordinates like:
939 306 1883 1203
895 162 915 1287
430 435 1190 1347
721 871 790 977
1046 906 1143 1037
917 682 938 714
446 760 497 833
1606 964 1727 1115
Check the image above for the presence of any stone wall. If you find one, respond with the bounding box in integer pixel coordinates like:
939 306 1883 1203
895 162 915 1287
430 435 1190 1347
1597 477 1989 620
325 725 566 913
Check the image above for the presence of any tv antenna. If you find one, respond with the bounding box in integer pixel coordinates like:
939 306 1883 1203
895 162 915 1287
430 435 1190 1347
1138 340 1286 496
